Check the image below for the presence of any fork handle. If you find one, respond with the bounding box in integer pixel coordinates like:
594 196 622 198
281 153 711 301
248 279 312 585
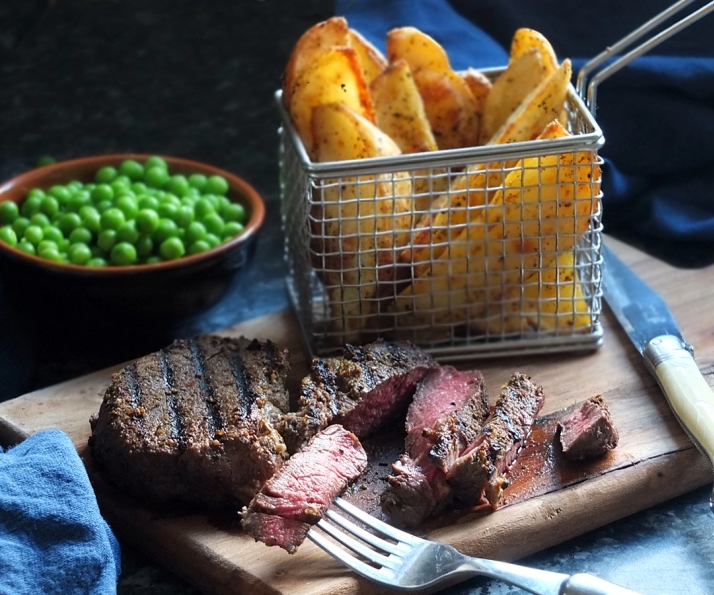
561 573 641 595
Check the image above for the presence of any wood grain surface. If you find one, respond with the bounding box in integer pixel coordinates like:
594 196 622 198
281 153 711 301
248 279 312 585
1 235 713 595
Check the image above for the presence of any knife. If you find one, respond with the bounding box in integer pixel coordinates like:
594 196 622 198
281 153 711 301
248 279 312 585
601 242 714 510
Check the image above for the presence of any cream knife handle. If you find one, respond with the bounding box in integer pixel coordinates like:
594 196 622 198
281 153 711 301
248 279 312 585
644 335 714 465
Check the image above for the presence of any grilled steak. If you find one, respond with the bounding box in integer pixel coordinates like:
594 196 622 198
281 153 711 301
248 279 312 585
89 335 291 510
558 395 619 460
446 373 544 508
241 424 368 553
382 367 490 526
278 340 438 453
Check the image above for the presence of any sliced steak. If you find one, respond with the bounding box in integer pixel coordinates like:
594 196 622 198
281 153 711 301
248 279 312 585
241 424 368 553
381 367 490 527
558 395 619 460
89 335 291 510
279 340 439 453
446 373 544 508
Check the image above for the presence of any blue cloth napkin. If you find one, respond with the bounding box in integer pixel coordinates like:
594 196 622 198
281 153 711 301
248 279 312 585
0 429 121 594
337 0 714 259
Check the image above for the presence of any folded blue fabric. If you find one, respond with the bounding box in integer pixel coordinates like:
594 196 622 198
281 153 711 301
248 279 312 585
337 0 714 259
0 429 121 595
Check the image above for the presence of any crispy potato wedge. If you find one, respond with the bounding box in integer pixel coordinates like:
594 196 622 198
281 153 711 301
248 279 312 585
386 26 480 149
386 27 451 74
289 47 374 158
487 58 572 145
370 59 437 155
480 48 546 144
510 28 559 76
282 16 350 107
311 102 414 341
462 67 492 117
349 28 388 84
394 120 601 329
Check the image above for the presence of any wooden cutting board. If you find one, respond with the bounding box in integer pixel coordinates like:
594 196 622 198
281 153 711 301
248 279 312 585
1 235 713 595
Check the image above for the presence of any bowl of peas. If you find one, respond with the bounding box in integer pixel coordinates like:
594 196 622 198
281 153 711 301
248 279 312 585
0 154 265 329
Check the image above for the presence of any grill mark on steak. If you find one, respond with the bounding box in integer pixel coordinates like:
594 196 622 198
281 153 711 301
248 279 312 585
188 339 222 437
278 340 438 454
228 345 253 419
89 335 291 510
157 348 186 449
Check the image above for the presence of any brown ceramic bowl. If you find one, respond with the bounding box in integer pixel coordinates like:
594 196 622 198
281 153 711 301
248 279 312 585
0 154 265 333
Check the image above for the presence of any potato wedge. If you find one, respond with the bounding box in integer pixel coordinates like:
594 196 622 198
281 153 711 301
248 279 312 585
289 47 374 158
480 48 546 144
462 67 492 117
386 27 480 149
370 59 437 155
510 28 559 76
385 26 451 74
487 58 572 145
311 103 414 342
282 16 350 107
349 28 388 84
394 120 601 330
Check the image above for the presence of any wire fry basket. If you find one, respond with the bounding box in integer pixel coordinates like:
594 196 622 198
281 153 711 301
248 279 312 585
278 0 713 360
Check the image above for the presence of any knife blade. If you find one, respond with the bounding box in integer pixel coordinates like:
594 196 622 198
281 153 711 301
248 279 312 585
602 243 714 509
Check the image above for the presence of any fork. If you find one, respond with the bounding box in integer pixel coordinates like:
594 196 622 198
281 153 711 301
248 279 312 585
308 497 642 594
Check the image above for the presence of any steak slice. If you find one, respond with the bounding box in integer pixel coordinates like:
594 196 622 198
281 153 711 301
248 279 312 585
558 395 619 460
241 424 368 553
279 340 438 453
381 367 490 526
446 373 544 508
89 335 291 510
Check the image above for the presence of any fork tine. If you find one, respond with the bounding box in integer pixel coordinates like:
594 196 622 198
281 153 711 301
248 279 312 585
324 509 405 556
333 497 420 544
307 528 395 584
313 518 400 569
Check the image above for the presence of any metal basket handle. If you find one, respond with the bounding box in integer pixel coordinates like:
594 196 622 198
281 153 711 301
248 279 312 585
576 0 714 119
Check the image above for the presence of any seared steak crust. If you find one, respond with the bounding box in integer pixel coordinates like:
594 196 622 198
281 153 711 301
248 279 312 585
382 367 489 526
279 340 438 453
558 395 619 460
89 335 291 510
447 372 544 507
241 424 368 553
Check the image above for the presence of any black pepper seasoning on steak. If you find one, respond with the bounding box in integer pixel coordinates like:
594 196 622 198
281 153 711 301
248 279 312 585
381 367 489 527
446 372 545 508
278 339 439 453
88 335 291 510
558 395 619 460
241 424 368 553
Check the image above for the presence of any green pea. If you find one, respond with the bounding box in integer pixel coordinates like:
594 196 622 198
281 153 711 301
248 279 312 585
174 205 195 228
119 159 144 181
204 233 220 248
159 237 185 260
17 240 35 255
135 234 153 257
0 202 19 225
67 180 83 192
69 227 92 245
67 191 92 212
80 207 102 234
0 225 18 247
87 257 108 267
110 242 137 266
138 195 160 211
91 184 114 203
185 221 207 244
116 221 139 244
95 200 113 214
145 156 168 170
187 240 210 255
68 242 92 265
144 166 169 188
115 195 139 220
49 185 71 203
110 177 131 195
136 209 160 235
36 156 56 168
153 218 178 243
95 166 118 184
12 217 31 237
188 173 207 191
157 202 178 220
57 212 82 235
131 182 148 195
203 213 225 236
42 226 65 244
97 229 117 253
24 225 44 245
144 255 162 265
37 239 59 254
166 175 189 198
30 213 51 229
222 221 244 239
21 195 42 217
100 207 126 231
205 175 229 196
194 197 215 219
38 246 61 262
222 202 246 224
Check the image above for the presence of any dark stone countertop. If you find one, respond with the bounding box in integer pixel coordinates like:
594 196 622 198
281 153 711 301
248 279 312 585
0 2 713 594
